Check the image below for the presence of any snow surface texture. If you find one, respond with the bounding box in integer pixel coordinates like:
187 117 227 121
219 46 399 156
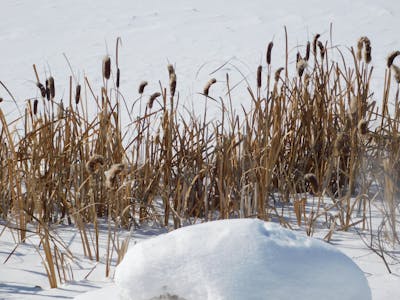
114 219 371 300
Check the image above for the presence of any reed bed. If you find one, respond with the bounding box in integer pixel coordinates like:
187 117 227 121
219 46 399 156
1 34 400 285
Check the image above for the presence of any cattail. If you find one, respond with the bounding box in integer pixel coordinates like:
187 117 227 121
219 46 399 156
296 59 307 77
387 51 400 68
105 163 126 189
148 92 161 108
357 119 368 135
37 82 46 98
304 173 319 194
256 65 262 88
357 37 364 61
274 67 284 82
167 64 175 76
305 41 310 61
45 79 50 101
169 73 177 97
116 68 120 88
102 55 111 80
0 97 3 103
203 78 217 96
86 154 105 174
364 39 372 63
57 101 64 119
33 99 39 115
313 34 320 55
138 81 148 94
392 64 400 84
296 52 302 63
47 76 55 99
317 41 325 60
75 84 81 104
266 42 273 65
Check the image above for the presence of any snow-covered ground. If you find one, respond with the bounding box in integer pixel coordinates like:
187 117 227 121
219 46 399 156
1 0 400 299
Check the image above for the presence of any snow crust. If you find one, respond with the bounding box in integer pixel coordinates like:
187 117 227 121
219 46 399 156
115 219 371 300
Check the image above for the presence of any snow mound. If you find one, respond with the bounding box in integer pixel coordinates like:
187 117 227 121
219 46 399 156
115 219 371 300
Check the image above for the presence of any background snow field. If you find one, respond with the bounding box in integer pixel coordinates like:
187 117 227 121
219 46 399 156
114 219 371 300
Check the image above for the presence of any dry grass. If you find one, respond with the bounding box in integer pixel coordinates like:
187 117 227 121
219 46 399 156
1 34 400 286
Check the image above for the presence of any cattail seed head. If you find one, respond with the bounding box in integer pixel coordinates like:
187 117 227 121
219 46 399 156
33 99 39 115
75 84 81 104
305 41 311 61
357 38 364 61
37 82 46 98
116 68 120 88
274 67 284 82
304 173 319 194
169 73 177 97
256 65 262 88
364 40 372 64
266 42 273 65
167 64 175 76
102 55 111 80
391 64 400 84
387 51 400 68
47 76 55 99
313 34 320 55
105 163 126 189
203 78 217 96
57 101 64 119
0 97 3 103
148 92 161 108
45 79 51 101
296 52 302 63
86 154 105 174
357 119 368 135
357 37 372 64
138 81 148 94
296 59 307 77
317 41 325 60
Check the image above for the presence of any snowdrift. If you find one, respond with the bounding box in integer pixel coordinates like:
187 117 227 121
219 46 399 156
115 219 371 300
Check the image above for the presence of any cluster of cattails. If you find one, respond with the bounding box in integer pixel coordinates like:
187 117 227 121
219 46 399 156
105 163 126 189
387 51 400 83
357 37 372 64
203 78 217 96
86 154 105 174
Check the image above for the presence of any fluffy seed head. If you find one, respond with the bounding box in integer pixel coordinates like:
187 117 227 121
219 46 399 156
105 163 126 189
203 78 217 96
102 56 111 80
86 154 105 174
169 73 177 97
296 59 307 77
138 81 148 94
167 64 175 76
387 51 400 68
304 173 319 194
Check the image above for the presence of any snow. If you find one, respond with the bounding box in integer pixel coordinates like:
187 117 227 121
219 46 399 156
112 219 370 300
1 0 400 299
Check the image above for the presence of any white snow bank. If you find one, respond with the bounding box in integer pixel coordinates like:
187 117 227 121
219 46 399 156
115 219 371 300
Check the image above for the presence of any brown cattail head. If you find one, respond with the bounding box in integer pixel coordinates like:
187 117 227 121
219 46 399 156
266 42 273 65
86 154 105 174
357 37 364 61
169 73 177 97
313 34 320 55
296 59 307 77
304 173 319 194
33 99 39 115
57 101 64 119
317 41 325 60
274 67 284 82
203 78 217 96
102 55 111 80
45 79 50 101
148 92 161 108
167 64 175 76
105 163 126 189
75 84 81 104
387 51 400 68
256 65 262 88
296 52 302 63
116 68 120 88
138 81 148 94
364 38 372 64
391 64 400 84
0 97 3 103
37 82 46 98
357 119 368 135
47 76 55 99
305 41 311 61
